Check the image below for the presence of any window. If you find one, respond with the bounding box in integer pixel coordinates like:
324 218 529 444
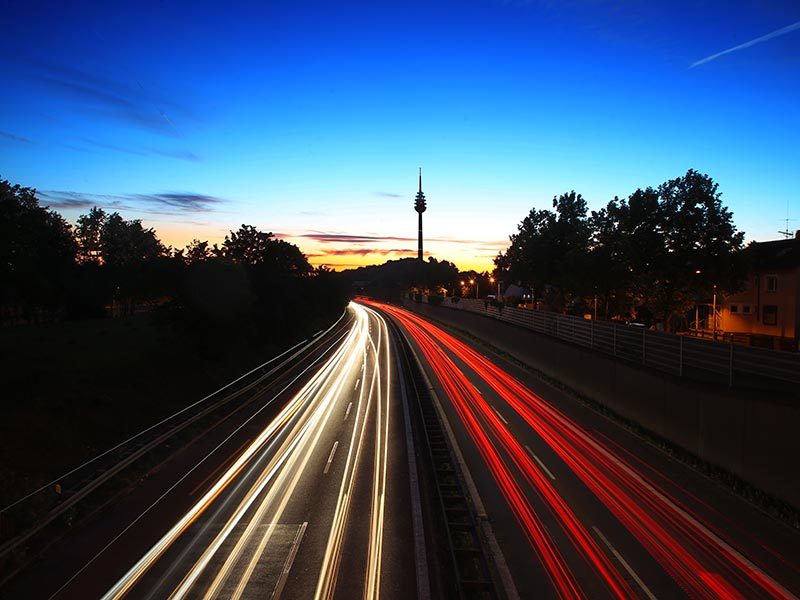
766 275 778 292
763 305 778 326
742 305 752 315
730 304 738 314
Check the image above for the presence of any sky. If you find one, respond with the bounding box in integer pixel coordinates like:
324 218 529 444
1 0 799 271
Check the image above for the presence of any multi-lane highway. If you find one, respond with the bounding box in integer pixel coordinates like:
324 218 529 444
100 302 411 600
5 298 800 600
372 300 800 600
2 302 423 600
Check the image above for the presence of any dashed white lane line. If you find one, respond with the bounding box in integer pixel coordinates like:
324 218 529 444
354 378 360 390
324 441 339 475
344 402 353 420
272 521 308 600
524 445 556 481
592 525 658 600
491 405 508 425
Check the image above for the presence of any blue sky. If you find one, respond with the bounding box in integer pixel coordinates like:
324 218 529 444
1 0 799 270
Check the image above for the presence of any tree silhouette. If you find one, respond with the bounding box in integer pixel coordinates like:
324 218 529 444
75 207 107 264
0 178 76 321
496 170 746 327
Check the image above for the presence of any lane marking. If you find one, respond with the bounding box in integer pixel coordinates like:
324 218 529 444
344 402 353 420
524 445 556 481
592 526 658 600
354 378 360 390
271 521 308 600
324 441 339 475
491 405 508 425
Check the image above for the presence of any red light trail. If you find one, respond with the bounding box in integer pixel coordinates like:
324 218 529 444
369 301 797 600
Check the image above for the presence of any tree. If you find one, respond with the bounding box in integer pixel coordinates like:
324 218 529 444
649 169 745 329
589 188 664 319
495 208 555 291
0 178 77 320
222 224 313 274
222 225 274 265
494 191 591 312
100 213 165 269
185 239 211 263
495 171 745 328
75 207 107 263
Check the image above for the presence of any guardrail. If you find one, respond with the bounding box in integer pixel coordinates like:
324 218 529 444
415 297 800 387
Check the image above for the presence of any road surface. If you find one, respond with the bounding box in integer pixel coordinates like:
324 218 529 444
374 300 800 600
2 302 422 600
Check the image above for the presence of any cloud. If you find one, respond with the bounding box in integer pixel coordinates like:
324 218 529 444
299 231 508 248
0 130 32 143
302 233 416 244
374 191 403 198
150 148 202 162
20 58 193 136
315 247 416 257
78 137 201 162
130 193 224 212
691 20 800 68
39 190 227 215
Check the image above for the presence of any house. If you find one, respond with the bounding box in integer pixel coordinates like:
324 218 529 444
720 231 800 351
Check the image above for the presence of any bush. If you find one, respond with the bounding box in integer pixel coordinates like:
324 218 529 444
451 296 460 304
427 295 443 306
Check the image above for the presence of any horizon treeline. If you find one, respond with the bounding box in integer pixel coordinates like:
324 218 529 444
494 169 748 330
0 177 348 347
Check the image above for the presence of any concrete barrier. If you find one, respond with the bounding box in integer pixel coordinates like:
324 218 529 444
402 300 800 510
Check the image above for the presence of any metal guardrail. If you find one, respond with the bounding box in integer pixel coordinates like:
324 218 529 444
416 297 800 387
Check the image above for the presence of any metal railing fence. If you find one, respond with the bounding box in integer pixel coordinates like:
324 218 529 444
415 296 800 387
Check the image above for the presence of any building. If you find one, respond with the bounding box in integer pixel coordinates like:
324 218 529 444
720 231 800 351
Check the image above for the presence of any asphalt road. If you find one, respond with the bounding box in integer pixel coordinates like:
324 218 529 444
2 303 421 600
376 301 800 600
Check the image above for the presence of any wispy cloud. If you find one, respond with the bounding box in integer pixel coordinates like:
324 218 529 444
374 191 403 198
298 231 507 248
131 192 224 212
302 233 416 244
691 20 800 68
39 190 227 215
77 137 201 162
0 130 32 143
20 58 193 136
315 247 416 257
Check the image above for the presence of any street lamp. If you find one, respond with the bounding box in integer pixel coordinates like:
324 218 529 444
712 284 718 341
470 278 477 299
490 276 501 299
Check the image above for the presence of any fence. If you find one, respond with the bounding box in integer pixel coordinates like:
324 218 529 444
418 297 800 387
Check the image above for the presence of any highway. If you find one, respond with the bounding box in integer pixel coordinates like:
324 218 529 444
1 302 422 600
372 301 800 600
5 298 800 599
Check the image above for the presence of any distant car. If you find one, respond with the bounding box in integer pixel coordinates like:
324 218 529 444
487 294 497 300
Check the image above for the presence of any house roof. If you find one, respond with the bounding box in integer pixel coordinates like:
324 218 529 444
750 234 800 271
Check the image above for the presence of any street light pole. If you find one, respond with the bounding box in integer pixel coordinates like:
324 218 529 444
712 284 718 341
